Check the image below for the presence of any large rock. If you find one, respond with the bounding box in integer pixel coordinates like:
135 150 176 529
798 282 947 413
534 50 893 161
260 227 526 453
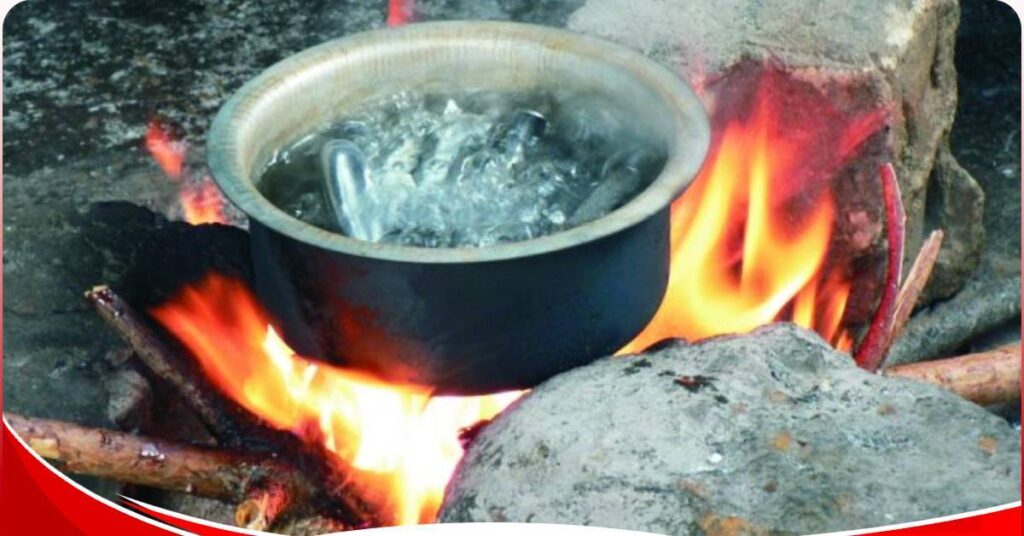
865 0 1021 365
440 324 1020 534
568 0 984 306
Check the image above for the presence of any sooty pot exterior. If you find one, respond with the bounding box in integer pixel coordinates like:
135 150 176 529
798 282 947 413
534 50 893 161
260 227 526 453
250 205 670 394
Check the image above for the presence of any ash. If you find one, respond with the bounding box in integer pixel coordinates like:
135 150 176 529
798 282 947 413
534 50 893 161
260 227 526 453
259 90 664 248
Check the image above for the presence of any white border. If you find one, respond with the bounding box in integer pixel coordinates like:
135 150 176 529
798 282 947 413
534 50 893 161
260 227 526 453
0 1 1020 535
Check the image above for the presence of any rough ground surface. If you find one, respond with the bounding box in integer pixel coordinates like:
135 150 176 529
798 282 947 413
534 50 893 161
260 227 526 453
569 0 982 307
441 324 1021 533
1 0 582 177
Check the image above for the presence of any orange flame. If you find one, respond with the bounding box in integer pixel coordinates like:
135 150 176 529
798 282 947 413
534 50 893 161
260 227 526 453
144 120 229 225
145 121 186 180
621 71 879 353
179 179 228 225
150 275 522 525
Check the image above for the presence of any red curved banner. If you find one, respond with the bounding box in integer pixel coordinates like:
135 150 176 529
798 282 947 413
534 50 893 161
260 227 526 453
1 418 1020 535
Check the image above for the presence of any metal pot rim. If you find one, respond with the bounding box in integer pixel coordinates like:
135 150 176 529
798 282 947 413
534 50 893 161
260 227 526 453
207 21 709 264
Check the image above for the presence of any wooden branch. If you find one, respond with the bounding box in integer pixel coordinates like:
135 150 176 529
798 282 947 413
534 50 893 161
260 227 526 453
85 285 244 445
11 411 383 529
884 344 1021 405
85 285 384 527
855 164 906 372
86 285 314 450
884 230 945 356
86 285 303 453
6 413 310 509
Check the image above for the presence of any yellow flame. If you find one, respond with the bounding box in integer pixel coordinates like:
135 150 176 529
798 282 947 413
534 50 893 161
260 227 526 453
621 91 850 353
150 276 522 525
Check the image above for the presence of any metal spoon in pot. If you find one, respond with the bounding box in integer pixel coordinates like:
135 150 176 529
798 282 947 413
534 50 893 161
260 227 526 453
321 139 376 240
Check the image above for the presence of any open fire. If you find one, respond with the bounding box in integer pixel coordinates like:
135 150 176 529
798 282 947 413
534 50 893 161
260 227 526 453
150 276 520 525
146 121 228 225
145 69 885 525
621 69 885 353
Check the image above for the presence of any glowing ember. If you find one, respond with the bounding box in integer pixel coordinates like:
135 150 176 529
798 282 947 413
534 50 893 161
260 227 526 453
621 70 884 354
150 274 522 525
144 119 230 225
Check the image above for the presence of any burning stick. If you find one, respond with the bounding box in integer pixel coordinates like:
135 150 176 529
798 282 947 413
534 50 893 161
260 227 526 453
85 285 248 447
885 230 945 351
854 164 906 372
7 413 383 531
884 344 1021 406
7 413 308 529
85 285 384 527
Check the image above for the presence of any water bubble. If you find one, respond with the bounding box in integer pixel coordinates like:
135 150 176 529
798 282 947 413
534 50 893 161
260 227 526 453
443 99 461 117
259 89 664 248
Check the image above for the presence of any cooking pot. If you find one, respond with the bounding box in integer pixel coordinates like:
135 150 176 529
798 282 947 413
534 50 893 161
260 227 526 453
207 21 709 394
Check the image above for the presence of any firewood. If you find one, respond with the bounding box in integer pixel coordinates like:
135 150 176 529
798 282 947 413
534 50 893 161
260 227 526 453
884 344 1021 406
87 285 322 451
7 413 386 530
883 229 945 359
855 164 906 372
84 285 385 527
6 413 310 511
86 285 312 455
85 285 247 446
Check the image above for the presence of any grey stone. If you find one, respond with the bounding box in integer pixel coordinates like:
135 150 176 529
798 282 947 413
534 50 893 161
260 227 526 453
921 144 986 302
105 365 153 431
2 311 115 428
2 155 174 428
889 1 1020 364
2 182 250 432
441 324 1020 534
567 0 978 304
885 273 1021 366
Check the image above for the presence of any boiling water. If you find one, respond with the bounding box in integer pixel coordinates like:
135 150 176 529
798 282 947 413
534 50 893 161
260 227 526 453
258 89 665 248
